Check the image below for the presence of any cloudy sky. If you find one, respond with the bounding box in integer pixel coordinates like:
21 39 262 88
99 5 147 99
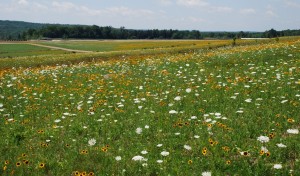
0 0 299 31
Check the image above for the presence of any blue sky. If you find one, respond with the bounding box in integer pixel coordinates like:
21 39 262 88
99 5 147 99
0 0 299 31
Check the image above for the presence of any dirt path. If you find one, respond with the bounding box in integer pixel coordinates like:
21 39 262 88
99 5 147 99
29 43 94 53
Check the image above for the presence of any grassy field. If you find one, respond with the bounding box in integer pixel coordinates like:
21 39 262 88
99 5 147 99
0 43 70 58
0 39 273 70
37 40 231 52
0 38 299 175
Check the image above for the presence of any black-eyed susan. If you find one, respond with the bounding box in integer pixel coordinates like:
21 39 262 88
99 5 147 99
23 160 29 165
74 171 80 176
240 151 250 156
266 151 271 157
178 123 183 128
5 160 9 165
226 160 231 165
21 153 27 157
287 118 294 123
188 160 193 164
202 147 207 156
3 165 7 171
259 150 265 156
222 146 230 152
80 150 88 154
39 163 45 168
37 130 44 134
88 172 95 176
16 162 21 167
101 147 108 152
269 132 275 139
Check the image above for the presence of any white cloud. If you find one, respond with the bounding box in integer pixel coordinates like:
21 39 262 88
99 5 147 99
239 8 256 15
188 16 205 23
159 0 173 5
105 7 155 17
18 0 28 5
52 1 77 12
176 0 232 13
284 0 300 8
266 5 277 17
210 6 232 13
177 0 209 7
266 10 277 17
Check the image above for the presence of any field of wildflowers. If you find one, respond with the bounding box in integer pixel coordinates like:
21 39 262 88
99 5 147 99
0 38 299 175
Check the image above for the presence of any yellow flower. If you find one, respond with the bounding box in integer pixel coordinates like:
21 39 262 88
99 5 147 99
80 150 88 154
16 162 21 167
101 147 108 152
259 150 264 156
39 163 45 168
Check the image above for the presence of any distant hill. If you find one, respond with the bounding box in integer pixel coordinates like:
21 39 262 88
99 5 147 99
0 20 85 40
0 20 49 40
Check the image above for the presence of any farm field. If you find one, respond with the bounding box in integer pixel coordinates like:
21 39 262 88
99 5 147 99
0 43 70 58
0 38 299 175
0 39 232 70
0 39 274 70
37 40 232 52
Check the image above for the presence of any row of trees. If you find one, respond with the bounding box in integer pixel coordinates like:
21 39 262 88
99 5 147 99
13 25 300 40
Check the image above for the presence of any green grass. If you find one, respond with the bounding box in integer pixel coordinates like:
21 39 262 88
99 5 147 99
0 39 273 70
0 38 299 175
0 44 70 58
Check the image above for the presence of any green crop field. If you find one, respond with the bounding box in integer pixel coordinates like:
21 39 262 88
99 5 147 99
0 43 70 58
0 38 299 175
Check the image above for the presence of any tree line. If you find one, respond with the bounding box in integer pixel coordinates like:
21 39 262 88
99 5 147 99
20 25 300 40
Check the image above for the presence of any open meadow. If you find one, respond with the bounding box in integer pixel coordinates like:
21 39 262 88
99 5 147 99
0 38 299 175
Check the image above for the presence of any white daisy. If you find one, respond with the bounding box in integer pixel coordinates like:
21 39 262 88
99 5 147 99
202 171 212 176
160 151 169 156
287 129 299 134
169 110 178 114
115 156 122 161
132 155 145 161
136 127 143 134
273 164 282 169
141 150 148 155
186 88 192 93
174 96 181 101
157 160 163 163
88 138 96 146
184 145 192 150
276 143 287 148
257 136 270 143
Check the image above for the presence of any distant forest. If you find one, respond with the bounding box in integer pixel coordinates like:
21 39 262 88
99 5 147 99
1 20 300 40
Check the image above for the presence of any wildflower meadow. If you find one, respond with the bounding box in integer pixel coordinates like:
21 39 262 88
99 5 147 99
0 38 299 175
